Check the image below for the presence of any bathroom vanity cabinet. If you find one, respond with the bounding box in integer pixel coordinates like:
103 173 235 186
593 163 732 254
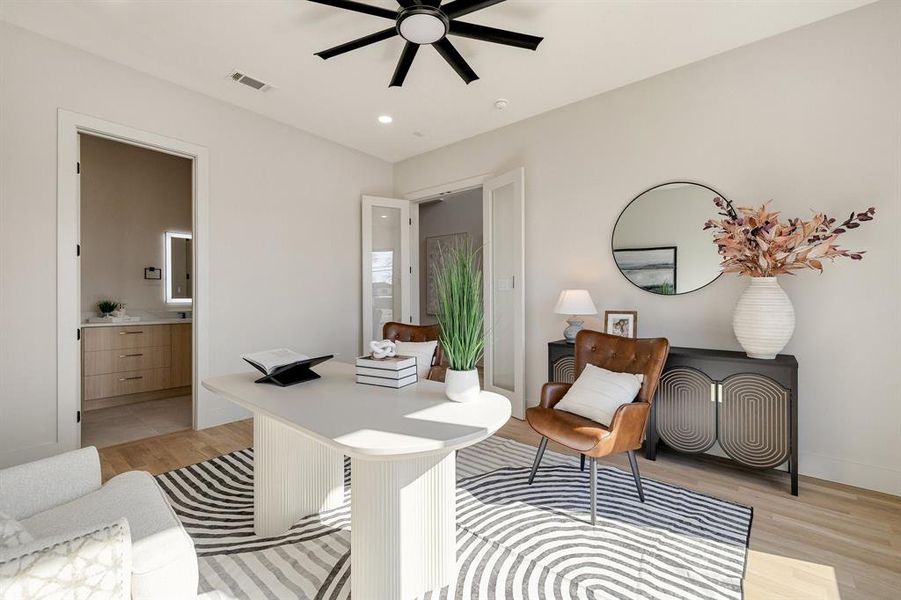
82 322 192 411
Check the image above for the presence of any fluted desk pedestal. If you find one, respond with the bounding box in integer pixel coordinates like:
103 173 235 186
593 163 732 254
204 361 511 599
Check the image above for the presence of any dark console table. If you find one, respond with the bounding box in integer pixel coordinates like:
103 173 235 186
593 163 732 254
548 340 799 495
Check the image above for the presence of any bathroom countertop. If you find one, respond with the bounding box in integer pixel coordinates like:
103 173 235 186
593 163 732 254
81 318 192 328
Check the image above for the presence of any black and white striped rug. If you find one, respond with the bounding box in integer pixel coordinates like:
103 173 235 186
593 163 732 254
158 437 752 599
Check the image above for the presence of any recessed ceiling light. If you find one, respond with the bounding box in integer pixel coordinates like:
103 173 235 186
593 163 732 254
380 214 388 219
378 115 393 124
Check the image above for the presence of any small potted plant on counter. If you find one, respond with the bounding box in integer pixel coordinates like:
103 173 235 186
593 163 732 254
705 199 875 359
435 241 485 402
97 299 120 318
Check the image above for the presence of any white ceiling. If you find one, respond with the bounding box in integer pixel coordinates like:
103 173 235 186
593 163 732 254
0 0 872 162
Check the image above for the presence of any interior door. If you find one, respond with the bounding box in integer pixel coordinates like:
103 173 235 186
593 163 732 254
361 196 411 354
483 169 525 419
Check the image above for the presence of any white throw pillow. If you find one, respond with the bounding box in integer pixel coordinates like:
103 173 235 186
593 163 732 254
394 340 439 379
555 364 644 427
0 518 131 600
0 511 32 550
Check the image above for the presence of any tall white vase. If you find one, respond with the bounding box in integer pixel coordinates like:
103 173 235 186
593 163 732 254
733 277 795 359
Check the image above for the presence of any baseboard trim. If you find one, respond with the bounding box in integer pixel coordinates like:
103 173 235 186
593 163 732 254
197 402 251 430
800 451 900 496
83 386 191 412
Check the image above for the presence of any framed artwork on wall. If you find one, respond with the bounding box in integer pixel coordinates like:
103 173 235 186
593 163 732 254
612 246 677 295
426 232 470 315
604 310 638 338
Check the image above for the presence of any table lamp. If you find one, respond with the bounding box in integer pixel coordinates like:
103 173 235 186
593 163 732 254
554 289 598 343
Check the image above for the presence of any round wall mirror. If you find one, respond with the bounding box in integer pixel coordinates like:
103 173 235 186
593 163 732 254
612 182 731 295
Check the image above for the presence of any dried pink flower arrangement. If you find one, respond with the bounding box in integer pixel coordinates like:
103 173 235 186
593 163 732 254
703 198 875 277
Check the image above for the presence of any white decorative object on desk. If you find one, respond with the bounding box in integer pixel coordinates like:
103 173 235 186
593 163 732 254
554 289 598 343
733 277 795 359
368 339 396 359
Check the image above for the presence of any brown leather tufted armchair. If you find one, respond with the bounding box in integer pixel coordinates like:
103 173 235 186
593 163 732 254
525 329 669 525
381 322 446 382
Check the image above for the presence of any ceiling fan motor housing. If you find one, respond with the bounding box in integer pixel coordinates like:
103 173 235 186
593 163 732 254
397 6 450 45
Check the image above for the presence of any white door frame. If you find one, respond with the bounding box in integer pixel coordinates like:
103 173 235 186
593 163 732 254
482 168 526 419
361 195 411 353
57 109 210 451
402 170 526 419
403 173 493 324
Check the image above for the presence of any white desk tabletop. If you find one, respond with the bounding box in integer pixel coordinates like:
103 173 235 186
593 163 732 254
203 361 511 459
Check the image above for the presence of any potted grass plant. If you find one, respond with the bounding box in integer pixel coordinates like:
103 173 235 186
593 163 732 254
435 240 485 403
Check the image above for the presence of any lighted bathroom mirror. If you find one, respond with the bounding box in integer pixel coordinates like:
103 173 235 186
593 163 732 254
165 231 192 304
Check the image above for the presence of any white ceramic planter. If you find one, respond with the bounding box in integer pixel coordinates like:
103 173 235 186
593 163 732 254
733 277 795 359
445 369 480 403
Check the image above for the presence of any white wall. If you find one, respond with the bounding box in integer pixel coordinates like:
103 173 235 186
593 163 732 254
80 134 192 316
0 22 393 465
395 2 901 495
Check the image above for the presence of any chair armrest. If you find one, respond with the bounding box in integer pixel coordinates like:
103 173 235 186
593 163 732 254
540 382 572 409
0 447 102 520
427 365 446 382
0 518 131 599
604 402 651 454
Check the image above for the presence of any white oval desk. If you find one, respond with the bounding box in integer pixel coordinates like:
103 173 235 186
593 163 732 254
203 361 511 600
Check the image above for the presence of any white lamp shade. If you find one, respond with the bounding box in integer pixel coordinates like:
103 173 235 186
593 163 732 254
554 289 598 316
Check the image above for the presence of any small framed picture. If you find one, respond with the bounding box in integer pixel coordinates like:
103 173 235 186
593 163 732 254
604 310 638 338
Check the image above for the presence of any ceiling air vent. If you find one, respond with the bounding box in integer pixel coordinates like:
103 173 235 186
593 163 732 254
229 71 271 92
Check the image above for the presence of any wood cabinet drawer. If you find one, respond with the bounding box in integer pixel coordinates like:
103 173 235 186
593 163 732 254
83 368 172 401
82 325 171 352
83 347 171 376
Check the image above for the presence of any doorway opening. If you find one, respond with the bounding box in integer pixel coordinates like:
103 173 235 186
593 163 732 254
78 134 194 449
361 168 525 418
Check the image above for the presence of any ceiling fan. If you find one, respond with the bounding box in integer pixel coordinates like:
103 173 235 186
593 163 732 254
309 0 543 87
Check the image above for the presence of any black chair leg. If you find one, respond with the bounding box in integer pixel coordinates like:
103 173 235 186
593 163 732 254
528 437 548 484
589 457 597 526
627 450 645 503
580 453 585 471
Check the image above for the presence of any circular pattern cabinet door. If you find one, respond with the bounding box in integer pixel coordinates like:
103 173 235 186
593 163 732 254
718 373 790 469
656 367 717 454
552 356 576 384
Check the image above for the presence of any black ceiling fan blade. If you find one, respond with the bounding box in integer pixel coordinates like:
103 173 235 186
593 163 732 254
315 27 398 60
448 21 542 51
307 0 398 20
389 42 420 87
396 0 420 7
441 0 505 19
433 38 479 84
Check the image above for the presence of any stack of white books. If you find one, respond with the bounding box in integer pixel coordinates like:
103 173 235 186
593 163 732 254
355 355 418 389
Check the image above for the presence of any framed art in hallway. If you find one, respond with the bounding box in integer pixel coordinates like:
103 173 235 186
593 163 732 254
604 310 638 338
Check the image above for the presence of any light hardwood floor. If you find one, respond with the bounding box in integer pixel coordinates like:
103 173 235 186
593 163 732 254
98 417 901 600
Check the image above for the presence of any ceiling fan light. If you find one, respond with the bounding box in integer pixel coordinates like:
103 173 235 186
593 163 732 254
399 13 447 45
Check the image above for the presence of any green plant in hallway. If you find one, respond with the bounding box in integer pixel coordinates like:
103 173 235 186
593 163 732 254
435 240 485 403
97 299 120 316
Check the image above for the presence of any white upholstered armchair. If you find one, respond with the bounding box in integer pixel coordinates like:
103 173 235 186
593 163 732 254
0 447 199 599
